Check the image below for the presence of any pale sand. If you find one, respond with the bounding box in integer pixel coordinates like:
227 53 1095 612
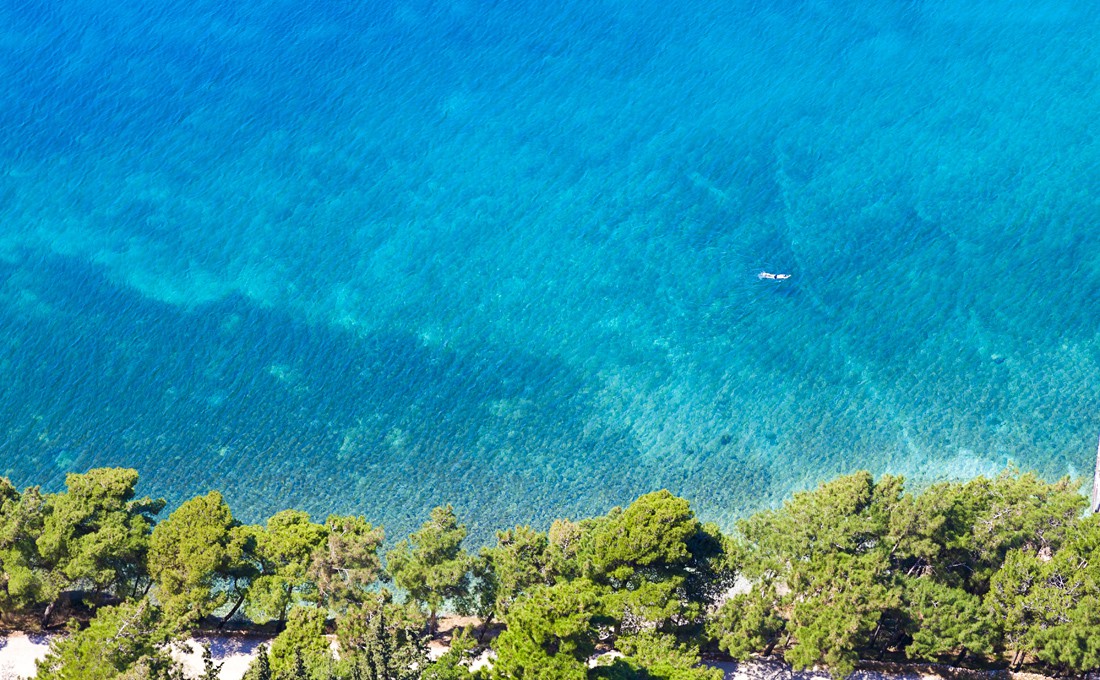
0 633 263 680
0 633 50 680
169 636 266 680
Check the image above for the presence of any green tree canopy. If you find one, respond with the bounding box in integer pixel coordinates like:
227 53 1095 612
149 490 255 629
987 512 1100 672
36 468 165 618
593 630 723 680
269 606 334 678
0 480 54 618
545 519 585 582
939 470 1085 593
422 625 476 680
581 491 727 634
717 468 1088 676
5 463 1100 679
903 578 994 663
308 514 385 610
709 584 785 661
35 598 179 680
492 578 608 680
480 525 555 618
385 505 472 632
246 510 328 624
336 591 428 680
586 491 699 583
241 644 273 680
890 470 1084 664
732 472 902 678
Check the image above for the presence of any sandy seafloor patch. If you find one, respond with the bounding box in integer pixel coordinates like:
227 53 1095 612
0 632 1067 680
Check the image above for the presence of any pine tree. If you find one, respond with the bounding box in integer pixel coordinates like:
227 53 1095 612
492 579 605 679
385 505 472 634
292 649 309 679
198 642 224 680
245 644 273 680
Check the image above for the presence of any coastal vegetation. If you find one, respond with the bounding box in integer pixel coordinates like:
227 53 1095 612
2 466 1099 679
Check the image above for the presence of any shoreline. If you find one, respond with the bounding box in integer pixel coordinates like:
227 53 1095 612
0 630 1062 680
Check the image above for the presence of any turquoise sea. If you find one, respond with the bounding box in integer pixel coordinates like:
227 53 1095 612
1 0 1098 540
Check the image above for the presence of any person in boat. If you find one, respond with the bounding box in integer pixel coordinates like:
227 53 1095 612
758 271 791 280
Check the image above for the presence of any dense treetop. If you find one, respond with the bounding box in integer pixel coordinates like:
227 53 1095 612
0 466 1097 679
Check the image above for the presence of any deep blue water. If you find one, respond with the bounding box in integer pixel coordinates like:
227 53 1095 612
1 0 1099 540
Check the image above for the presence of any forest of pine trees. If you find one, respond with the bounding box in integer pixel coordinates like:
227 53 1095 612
2 466 1099 679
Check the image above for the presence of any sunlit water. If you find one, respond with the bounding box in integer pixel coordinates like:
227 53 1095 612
2 0 1098 540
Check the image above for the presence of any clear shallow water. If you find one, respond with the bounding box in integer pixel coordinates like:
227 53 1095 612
1 0 1098 540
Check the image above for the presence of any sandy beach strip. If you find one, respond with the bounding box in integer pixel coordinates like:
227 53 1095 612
0 632 1061 680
